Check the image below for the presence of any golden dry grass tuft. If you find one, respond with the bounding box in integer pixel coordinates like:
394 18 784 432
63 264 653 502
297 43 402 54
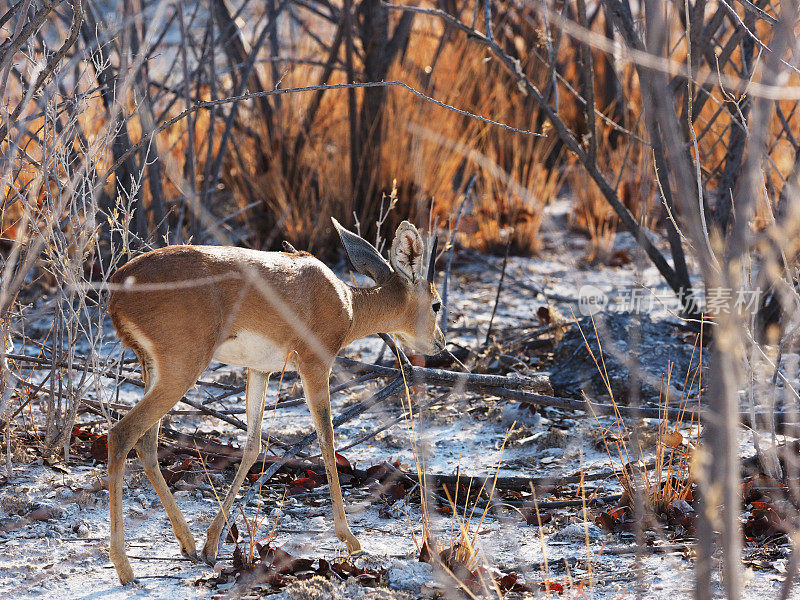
578 316 704 519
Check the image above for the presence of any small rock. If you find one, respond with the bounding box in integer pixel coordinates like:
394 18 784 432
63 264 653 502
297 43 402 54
538 427 568 449
29 502 64 521
0 495 33 516
420 581 444 598
501 403 542 429
72 519 90 537
551 521 604 543
550 313 693 401
542 448 564 458
387 560 434 592
672 499 693 514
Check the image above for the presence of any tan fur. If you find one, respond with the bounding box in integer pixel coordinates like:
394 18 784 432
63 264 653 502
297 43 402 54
105 241 443 584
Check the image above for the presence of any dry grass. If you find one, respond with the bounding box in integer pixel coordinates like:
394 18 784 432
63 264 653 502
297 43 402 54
207 20 566 254
3 1 799 260
0 3 615 255
567 131 659 263
578 316 703 515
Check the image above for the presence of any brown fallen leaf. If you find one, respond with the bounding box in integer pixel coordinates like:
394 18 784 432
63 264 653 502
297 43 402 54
541 580 564 593
335 452 353 474
91 434 108 461
409 354 426 367
661 430 683 448
536 306 551 326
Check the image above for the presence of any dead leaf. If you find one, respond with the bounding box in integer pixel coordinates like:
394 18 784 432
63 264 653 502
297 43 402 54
162 458 193 486
608 249 631 267
662 430 684 448
536 306 551 325
90 434 108 461
335 452 353 474
541 580 564 593
409 354 426 367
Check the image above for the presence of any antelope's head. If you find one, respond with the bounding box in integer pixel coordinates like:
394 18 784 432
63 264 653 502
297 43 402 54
333 218 446 355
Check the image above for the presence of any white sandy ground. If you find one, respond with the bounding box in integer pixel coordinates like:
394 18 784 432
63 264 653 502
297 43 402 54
1 199 799 599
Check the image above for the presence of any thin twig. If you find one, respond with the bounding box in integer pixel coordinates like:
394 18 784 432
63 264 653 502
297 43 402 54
441 174 476 335
483 232 512 347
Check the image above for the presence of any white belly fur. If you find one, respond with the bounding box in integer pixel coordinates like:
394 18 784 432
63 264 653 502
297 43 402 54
213 330 293 373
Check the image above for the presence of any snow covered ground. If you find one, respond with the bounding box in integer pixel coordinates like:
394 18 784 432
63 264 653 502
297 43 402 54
1 200 797 598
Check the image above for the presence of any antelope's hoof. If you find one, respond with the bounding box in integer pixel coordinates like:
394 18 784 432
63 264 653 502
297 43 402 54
182 549 200 562
118 573 139 586
345 537 362 557
200 548 217 567
113 559 136 585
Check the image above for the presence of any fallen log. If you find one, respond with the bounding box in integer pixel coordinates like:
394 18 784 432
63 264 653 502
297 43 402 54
336 356 553 394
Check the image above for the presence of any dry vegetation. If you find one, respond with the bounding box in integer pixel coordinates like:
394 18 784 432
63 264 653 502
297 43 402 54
4 0 800 597
2 0 799 260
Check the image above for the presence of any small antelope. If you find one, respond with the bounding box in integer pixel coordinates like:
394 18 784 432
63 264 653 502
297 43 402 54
106 218 445 584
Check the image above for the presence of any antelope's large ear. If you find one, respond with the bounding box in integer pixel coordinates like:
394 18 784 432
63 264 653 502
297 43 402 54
390 221 425 284
332 217 393 284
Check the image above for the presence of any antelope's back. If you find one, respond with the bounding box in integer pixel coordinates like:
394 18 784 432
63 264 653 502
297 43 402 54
108 245 353 361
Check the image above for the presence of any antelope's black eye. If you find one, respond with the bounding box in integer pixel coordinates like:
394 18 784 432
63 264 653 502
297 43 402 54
432 301 441 313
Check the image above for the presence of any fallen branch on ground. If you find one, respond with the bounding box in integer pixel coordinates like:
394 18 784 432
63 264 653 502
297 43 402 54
336 356 552 393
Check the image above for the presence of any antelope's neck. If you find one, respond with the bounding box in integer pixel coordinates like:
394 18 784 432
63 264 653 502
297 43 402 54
345 277 406 346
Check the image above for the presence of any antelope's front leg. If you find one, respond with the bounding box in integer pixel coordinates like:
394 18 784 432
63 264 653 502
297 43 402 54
202 369 269 564
300 367 361 554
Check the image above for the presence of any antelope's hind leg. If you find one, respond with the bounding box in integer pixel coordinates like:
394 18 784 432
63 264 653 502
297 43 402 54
108 359 205 584
201 369 269 565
